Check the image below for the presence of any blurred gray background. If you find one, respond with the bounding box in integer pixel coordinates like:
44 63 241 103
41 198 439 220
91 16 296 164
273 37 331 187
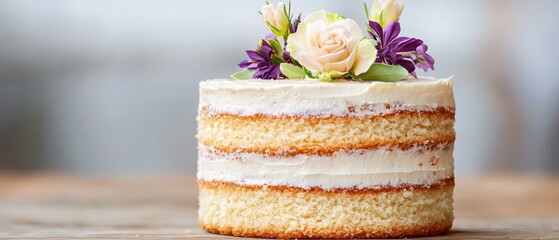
0 0 558 175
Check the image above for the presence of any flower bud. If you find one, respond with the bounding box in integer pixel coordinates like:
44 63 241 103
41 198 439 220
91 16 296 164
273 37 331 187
261 2 290 38
369 0 404 28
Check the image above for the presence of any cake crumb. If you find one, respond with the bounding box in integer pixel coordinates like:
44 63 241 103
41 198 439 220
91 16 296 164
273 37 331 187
429 154 440 166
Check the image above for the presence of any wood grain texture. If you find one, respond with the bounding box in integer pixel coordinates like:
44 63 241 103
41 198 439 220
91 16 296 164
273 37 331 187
0 172 558 239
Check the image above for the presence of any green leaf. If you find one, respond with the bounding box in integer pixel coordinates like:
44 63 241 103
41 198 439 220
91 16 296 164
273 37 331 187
280 63 306 79
364 2 370 20
284 3 292 38
284 2 291 21
303 67 317 78
231 69 254 80
268 39 283 55
288 0 292 19
265 21 281 36
379 11 385 27
271 55 284 65
325 11 344 22
356 63 409 82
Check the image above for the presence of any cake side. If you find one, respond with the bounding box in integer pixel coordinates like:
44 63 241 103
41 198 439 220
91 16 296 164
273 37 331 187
197 78 455 238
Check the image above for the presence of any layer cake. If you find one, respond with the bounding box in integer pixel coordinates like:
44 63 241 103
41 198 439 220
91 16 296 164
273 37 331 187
197 77 455 238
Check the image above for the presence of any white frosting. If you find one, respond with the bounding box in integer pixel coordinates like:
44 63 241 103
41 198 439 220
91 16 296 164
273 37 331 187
197 146 454 189
199 76 454 116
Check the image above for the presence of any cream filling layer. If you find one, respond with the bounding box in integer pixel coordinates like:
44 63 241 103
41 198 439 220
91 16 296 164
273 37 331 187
199 76 454 117
197 146 454 189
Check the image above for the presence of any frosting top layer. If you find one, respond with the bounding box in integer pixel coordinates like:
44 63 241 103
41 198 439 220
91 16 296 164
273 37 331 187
199 76 454 116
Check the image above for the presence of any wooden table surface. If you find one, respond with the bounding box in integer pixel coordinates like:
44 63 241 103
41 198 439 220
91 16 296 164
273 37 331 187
0 172 558 239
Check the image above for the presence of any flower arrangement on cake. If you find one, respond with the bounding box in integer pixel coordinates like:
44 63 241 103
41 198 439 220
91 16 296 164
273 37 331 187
232 0 434 82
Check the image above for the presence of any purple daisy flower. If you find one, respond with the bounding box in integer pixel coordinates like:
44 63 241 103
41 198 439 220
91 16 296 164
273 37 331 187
368 21 434 77
238 35 292 79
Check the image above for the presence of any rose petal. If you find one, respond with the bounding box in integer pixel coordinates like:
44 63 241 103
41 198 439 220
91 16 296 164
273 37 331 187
336 19 365 41
353 39 377 75
315 48 349 65
298 53 323 72
309 44 329 58
323 59 351 73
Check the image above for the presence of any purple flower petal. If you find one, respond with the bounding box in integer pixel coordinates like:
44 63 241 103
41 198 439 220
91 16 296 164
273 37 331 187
290 15 301 34
260 41 274 58
236 35 292 79
384 52 400 64
424 53 435 66
425 53 435 67
369 21 435 75
269 65 282 78
417 44 428 54
418 63 429 71
238 60 252 68
383 22 401 44
391 37 423 53
415 55 435 71
413 44 435 71
246 61 268 69
282 50 291 60
246 50 266 61
368 21 383 43
253 68 267 79
396 59 416 74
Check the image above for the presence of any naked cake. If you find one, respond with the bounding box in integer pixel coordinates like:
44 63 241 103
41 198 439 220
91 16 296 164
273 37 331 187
197 1 454 238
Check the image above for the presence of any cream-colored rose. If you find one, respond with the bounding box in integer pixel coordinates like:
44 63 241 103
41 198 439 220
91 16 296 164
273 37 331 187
286 11 377 81
261 2 290 38
369 0 404 28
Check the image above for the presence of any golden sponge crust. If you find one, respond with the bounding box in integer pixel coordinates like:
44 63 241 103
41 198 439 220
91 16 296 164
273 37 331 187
198 180 454 239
